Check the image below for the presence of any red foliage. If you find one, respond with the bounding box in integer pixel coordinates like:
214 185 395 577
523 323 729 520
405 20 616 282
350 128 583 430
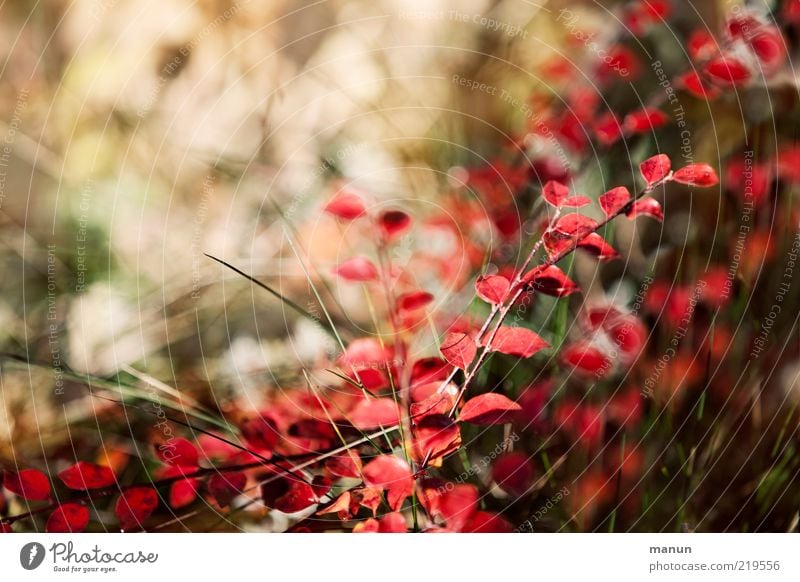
46 503 90 533
440 332 477 370
3 469 51 501
486 326 549 358
459 393 521 425
58 462 116 490
115 487 159 530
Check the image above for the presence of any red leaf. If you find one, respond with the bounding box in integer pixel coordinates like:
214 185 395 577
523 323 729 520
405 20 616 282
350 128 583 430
688 29 717 61
240 415 279 452
486 326 549 358
475 275 510 305
624 107 667 134
353 487 382 516
115 487 158 530
325 451 362 479
169 478 199 509
261 476 318 514
410 392 455 422
459 393 521 425
705 56 751 85
463 511 513 533
317 491 352 519
324 192 366 220
542 180 569 207
437 484 478 531
678 71 721 100
352 518 380 532
333 257 379 282
377 512 408 532
348 398 401 430
155 437 199 467
440 332 476 370
639 154 671 187
577 233 620 261
522 265 580 297
492 452 534 496
362 455 414 511
562 195 591 208
411 415 462 463
626 197 663 221
553 213 599 239
46 503 89 533
208 472 247 507
594 113 623 145
396 290 433 312
599 186 632 217
379 210 412 239
672 163 720 187
561 341 612 376
58 462 115 490
340 337 394 368
3 469 50 501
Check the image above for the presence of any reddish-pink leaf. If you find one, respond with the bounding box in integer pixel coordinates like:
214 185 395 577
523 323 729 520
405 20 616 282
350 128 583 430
208 472 247 507
705 56 751 85
578 233 620 261
624 107 668 134
3 469 51 501
169 478 199 509
599 186 632 217
688 29 717 61
377 512 408 532
115 487 158 530
1 523 12 533
317 491 353 519
679 71 721 100
639 154 671 187
594 113 623 145
553 213 599 239
411 415 462 463
58 462 116 490
396 290 433 312
362 455 414 511
440 332 476 370
542 180 569 207
492 452 534 496
46 503 89 533
324 191 366 220
459 393 522 425
155 437 199 467
240 414 279 452
379 210 412 239
262 476 318 514
486 326 549 358
354 487 382 516
436 484 478 531
562 195 591 208
562 341 612 376
463 511 514 533
672 163 720 187
333 256 379 282
325 451 362 479
339 337 393 368
475 275 510 305
352 518 381 532
626 197 663 221
522 264 580 297
348 398 401 430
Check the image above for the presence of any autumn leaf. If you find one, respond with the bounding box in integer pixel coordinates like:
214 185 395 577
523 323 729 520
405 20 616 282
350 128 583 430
459 393 521 425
